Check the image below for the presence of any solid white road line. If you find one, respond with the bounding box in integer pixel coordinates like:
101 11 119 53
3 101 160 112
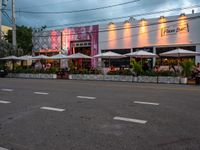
40 107 65 112
34 92 49 95
134 101 159 106
113 116 147 124
0 147 9 150
77 96 96 100
1 89 13 92
0 100 11 104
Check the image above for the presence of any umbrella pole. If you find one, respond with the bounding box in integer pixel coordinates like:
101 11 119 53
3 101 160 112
81 59 83 69
109 58 111 68
12 60 15 71
178 53 180 74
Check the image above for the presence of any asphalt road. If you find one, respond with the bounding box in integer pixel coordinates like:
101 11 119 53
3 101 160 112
0 78 200 150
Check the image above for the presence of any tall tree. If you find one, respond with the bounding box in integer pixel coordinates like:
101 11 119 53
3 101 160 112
5 25 33 55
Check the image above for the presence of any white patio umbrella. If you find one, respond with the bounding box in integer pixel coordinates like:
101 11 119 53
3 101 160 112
159 48 200 57
32 54 50 60
66 53 92 68
50 54 68 59
17 55 33 60
0 55 19 60
93 51 125 67
159 48 200 71
125 50 157 65
50 53 68 69
66 53 92 59
0 55 20 71
16 55 33 68
125 50 157 58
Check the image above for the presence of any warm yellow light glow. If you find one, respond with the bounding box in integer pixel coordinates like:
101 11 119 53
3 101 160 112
140 19 147 33
179 15 187 26
123 22 132 47
108 23 117 48
159 17 167 28
157 17 168 45
176 15 189 44
137 19 149 47
124 22 131 29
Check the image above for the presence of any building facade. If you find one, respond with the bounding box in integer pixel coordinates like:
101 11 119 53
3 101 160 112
99 13 200 66
32 25 99 66
0 25 12 40
32 12 200 67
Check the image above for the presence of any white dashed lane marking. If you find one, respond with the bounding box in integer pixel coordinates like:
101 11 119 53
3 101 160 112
0 100 11 104
134 101 159 106
77 96 96 100
0 147 9 150
40 107 65 112
1 89 13 92
34 92 49 95
114 116 147 124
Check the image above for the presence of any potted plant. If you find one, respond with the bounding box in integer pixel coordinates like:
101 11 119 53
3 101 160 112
180 59 195 84
130 58 142 76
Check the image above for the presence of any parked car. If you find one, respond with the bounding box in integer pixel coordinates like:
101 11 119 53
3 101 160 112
0 69 8 77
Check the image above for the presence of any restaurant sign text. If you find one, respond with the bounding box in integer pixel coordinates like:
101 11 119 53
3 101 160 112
161 23 189 37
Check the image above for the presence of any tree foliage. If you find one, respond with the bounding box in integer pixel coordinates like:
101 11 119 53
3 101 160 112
5 25 33 55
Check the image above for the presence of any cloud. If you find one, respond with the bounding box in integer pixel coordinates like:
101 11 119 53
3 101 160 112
2 0 200 28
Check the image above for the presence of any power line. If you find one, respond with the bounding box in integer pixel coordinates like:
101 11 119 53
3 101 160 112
32 15 200 39
35 4 200 29
18 0 82 10
2 10 13 24
9 0 141 14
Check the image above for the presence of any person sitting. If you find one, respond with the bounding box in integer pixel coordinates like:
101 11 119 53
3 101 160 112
153 65 160 73
191 63 200 78
196 63 200 72
35 61 42 70
110 65 115 71
45 62 51 70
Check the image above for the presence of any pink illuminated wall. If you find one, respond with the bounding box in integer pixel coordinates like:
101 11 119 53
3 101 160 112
51 31 58 49
62 25 99 66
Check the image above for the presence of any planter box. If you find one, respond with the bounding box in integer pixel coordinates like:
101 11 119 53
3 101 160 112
180 77 188 84
7 73 190 84
138 76 158 83
158 76 180 84
7 73 57 79
69 74 186 84
69 74 132 82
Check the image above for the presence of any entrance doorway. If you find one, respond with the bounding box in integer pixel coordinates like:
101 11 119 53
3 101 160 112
71 41 91 69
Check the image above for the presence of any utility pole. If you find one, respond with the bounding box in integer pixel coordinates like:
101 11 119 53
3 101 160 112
12 0 16 52
0 0 2 40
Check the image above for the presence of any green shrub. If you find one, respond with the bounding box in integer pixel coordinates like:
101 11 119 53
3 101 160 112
180 59 195 77
45 67 59 74
157 70 176 76
130 59 142 76
141 70 157 76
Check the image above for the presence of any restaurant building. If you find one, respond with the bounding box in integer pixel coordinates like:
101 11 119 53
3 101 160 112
99 12 200 67
32 12 200 67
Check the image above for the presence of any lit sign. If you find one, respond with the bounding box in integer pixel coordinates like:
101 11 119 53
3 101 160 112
161 23 189 37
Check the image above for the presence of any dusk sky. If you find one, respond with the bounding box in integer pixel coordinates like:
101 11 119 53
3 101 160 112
2 0 200 29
